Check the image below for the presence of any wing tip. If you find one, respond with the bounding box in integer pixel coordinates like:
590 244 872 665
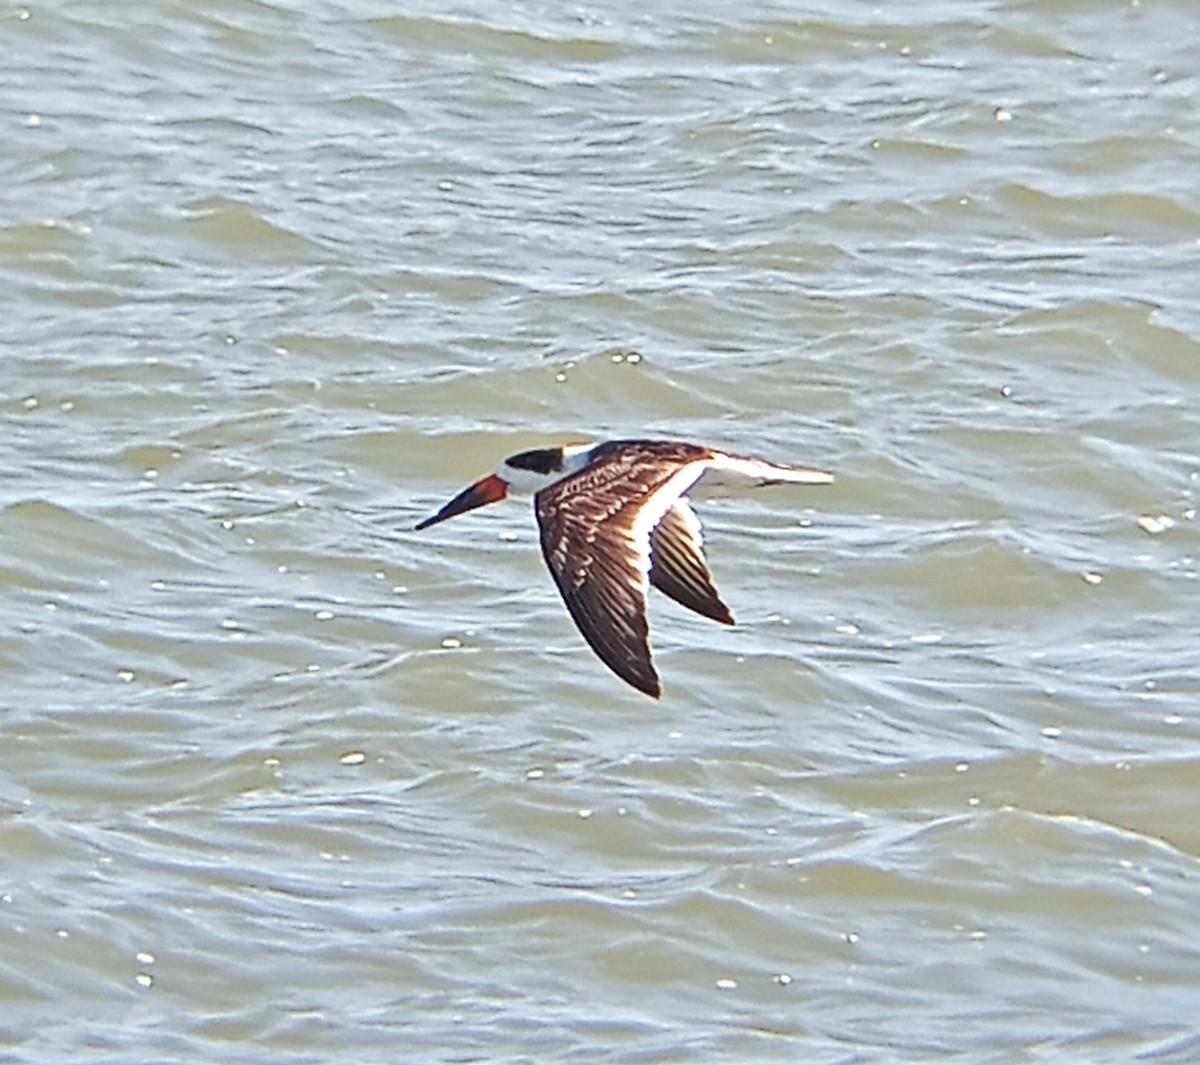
629 669 662 699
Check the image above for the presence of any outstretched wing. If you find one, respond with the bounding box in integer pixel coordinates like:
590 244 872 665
534 441 712 698
649 501 734 625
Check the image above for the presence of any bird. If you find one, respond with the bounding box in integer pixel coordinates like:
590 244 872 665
415 439 833 698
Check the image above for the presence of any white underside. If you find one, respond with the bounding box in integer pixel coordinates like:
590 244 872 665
626 461 712 580
626 452 831 564
688 452 834 499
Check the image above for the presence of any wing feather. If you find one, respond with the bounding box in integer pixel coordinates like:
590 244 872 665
649 501 734 625
534 441 712 698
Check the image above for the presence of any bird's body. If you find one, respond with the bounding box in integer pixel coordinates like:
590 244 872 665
416 439 832 697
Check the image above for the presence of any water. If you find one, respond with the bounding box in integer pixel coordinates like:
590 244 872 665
2 0 1199 1061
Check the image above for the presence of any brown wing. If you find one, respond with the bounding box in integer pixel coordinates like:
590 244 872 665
649 501 734 625
534 441 712 698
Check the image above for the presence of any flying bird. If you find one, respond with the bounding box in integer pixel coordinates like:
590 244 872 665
415 439 832 698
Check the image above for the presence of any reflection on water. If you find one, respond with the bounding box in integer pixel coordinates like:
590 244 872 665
2 0 1199 1060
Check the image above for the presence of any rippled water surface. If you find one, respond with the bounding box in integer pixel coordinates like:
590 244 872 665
3 0 1199 1061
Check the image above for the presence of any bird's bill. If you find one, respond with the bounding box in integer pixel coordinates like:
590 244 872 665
415 473 508 530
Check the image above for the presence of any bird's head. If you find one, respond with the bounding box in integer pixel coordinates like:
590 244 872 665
415 444 588 530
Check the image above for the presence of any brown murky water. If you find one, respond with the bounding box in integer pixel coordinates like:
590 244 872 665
3 1 1199 1060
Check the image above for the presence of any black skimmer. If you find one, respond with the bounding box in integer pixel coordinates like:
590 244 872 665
416 439 833 698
